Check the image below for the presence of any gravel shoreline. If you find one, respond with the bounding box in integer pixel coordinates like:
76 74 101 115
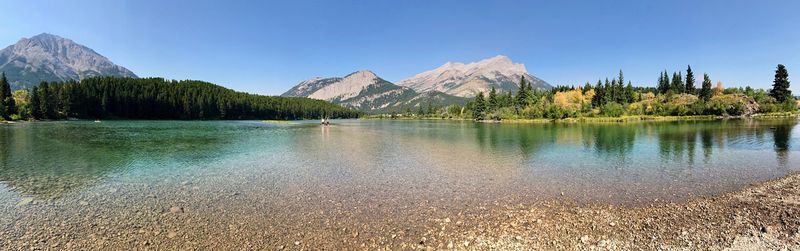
3 172 800 250
443 172 800 250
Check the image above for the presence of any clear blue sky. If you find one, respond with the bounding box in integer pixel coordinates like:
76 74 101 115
1 0 798 95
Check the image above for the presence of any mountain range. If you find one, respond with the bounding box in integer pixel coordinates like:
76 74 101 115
399 55 549 97
281 70 468 113
0 33 552 114
282 55 551 113
0 33 136 90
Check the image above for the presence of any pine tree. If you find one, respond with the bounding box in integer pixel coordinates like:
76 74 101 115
700 73 712 101
685 65 696 94
516 76 528 110
592 79 604 107
657 70 670 94
488 86 498 111
473 91 486 120
625 81 634 103
615 78 625 103
610 79 618 103
29 86 41 119
770 64 792 102
603 78 612 104
526 81 534 101
38 82 54 119
503 92 513 108
671 71 684 93
617 70 625 98
0 72 15 119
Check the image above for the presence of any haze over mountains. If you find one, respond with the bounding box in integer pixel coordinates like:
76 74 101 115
0 33 136 90
282 55 551 113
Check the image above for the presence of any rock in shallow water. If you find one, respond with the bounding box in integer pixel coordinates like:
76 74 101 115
169 206 184 214
16 197 34 207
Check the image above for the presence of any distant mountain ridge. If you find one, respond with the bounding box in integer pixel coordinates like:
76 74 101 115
282 55 549 113
398 55 550 97
282 70 467 113
0 33 136 89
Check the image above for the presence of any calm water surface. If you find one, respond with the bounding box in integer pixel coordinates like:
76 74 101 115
0 119 798 218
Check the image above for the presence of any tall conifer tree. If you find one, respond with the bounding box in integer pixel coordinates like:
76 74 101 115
770 64 792 102
685 65 696 94
700 73 713 101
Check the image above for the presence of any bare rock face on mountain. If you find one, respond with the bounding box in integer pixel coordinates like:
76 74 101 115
282 55 549 113
398 55 550 97
282 70 467 113
0 33 137 89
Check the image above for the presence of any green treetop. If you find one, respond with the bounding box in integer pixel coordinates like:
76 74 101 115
770 64 792 102
671 71 684 93
700 73 713 101
473 91 486 120
516 76 528 109
685 65 696 94
0 72 16 119
488 86 498 111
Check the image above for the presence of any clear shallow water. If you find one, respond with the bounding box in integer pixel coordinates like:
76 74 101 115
0 119 799 207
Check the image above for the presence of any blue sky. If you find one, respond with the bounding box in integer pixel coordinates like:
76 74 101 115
1 0 798 95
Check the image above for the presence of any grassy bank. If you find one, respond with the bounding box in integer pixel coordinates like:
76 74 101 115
362 112 798 124
502 115 718 124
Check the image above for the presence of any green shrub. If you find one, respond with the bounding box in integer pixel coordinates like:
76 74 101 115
780 99 797 112
601 102 625 117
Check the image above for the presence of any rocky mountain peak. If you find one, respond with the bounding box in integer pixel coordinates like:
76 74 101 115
398 55 549 97
0 33 136 89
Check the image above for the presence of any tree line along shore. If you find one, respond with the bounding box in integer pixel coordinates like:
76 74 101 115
1 64 795 122
376 64 796 122
0 75 362 121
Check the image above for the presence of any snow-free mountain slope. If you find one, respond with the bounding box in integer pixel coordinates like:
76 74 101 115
0 33 137 89
282 70 467 113
398 55 550 97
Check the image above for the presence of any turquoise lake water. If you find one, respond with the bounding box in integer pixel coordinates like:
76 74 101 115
2 118 799 248
0 119 797 207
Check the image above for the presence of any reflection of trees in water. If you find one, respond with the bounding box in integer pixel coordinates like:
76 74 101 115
773 122 793 167
700 129 713 163
475 123 554 159
0 122 231 198
656 119 796 167
476 123 639 162
472 119 797 170
584 124 637 159
656 122 700 166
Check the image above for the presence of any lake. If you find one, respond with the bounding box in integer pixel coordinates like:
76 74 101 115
1 119 798 248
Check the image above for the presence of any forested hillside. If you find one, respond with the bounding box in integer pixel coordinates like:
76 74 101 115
2 76 361 120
